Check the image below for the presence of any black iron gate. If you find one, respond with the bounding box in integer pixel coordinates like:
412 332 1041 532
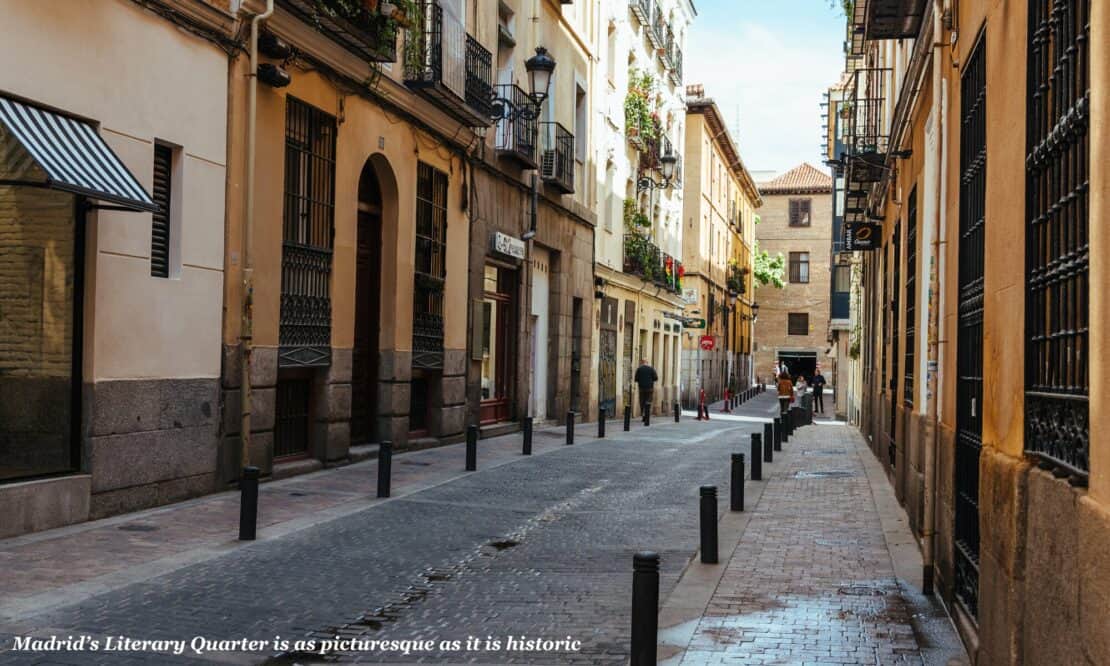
954 34 986 621
599 297 618 418
1024 0 1090 480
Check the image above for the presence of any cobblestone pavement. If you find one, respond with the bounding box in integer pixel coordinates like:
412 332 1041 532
0 394 964 665
670 422 965 665
0 400 773 665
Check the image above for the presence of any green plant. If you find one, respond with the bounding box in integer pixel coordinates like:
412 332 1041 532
752 240 786 289
624 69 659 145
313 0 419 58
623 199 651 229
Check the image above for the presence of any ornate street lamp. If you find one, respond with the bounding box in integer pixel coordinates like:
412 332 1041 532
637 152 678 192
751 302 760 323
489 47 557 122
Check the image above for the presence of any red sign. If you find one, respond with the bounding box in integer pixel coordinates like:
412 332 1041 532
699 335 716 351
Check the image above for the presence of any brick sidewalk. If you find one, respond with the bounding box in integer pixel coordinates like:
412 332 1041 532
661 422 968 665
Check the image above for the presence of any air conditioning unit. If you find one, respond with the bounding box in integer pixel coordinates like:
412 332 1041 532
540 149 558 180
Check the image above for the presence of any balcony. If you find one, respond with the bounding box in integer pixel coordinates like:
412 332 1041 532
662 26 675 70
841 67 892 227
493 84 538 167
404 2 493 128
669 47 683 86
623 234 681 294
539 122 574 194
278 0 398 62
647 4 664 49
630 0 651 25
640 132 672 172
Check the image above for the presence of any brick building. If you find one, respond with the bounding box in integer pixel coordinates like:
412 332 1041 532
752 163 833 388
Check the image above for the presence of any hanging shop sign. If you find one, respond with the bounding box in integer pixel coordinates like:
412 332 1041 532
845 222 881 251
684 318 707 329
491 231 526 259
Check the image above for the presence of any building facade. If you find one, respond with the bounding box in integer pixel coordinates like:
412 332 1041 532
838 0 1110 662
0 0 232 536
592 0 695 419
752 163 834 388
679 87 760 407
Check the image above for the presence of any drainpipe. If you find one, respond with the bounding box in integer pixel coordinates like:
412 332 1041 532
241 0 275 471
921 0 946 595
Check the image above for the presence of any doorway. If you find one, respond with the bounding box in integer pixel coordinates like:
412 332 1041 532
351 159 383 444
480 264 517 424
598 297 618 418
778 351 817 380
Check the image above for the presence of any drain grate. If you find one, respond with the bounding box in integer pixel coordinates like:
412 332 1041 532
803 449 847 456
794 470 856 479
400 460 431 466
118 523 159 532
838 585 886 596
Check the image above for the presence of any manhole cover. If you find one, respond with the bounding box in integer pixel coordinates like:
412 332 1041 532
794 470 856 479
118 523 159 532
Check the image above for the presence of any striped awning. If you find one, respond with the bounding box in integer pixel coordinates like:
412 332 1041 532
0 95 156 212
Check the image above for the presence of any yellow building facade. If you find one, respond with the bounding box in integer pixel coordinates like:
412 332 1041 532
839 1 1110 662
680 89 761 406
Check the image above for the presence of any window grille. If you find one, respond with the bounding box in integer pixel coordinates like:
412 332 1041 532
788 251 810 283
788 198 811 227
788 313 809 336
279 97 336 368
1024 0 1090 479
414 161 448 368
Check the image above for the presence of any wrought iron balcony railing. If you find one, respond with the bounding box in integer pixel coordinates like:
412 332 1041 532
278 0 398 63
669 47 683 86
663 26 675 70
493 84 538 167
841 67 892 227
404 2 493 128
623 235 682 294
630 0 651 25
640 131 672 172
648 4 665 49
539 122 574 194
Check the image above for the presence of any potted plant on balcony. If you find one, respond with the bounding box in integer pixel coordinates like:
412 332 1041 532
625 69 658 149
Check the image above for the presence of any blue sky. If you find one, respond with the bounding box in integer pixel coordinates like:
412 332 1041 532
685 0 846 175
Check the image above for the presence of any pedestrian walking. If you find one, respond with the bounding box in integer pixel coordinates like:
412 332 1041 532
776 370 793 416
811 371 827 413
634 359 658 418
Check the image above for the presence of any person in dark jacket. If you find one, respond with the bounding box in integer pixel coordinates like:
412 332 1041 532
633 359 658 416
811 371 827 413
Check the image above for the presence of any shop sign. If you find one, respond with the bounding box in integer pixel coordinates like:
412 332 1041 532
699 335 716 351
684 318 707 329
845 222 881 251
492 231 526 259
682 288 698 304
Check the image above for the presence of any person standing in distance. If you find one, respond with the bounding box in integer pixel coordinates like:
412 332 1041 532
776 370 794 416
634 359 658 417
811 370 827 413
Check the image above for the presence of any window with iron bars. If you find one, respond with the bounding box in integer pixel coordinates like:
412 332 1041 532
1024 0 1090 479
788 251 810 283
279 97 336 368
788 313 809 336
904 187 917 407
414 162 448 368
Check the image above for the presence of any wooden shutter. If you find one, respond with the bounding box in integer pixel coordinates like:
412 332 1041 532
150 143 172 278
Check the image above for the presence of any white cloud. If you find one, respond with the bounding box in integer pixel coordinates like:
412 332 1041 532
686 19 843 173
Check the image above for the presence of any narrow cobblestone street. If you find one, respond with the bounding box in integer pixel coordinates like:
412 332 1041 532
0 395 965 665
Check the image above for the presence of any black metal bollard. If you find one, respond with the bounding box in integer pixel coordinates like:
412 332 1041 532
764 421 776 457
377 440 392 498
763 425 773 463
730 453 745 512
566 411 575 445
630 552 659 666
674 402 680 423
750 433 763 481
784 409 792 441
624 405 632 431
523 416 533 455
700 486 719 564
774 416 783 450
466 425 478 471
238 466 260 541
598 405 606 439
